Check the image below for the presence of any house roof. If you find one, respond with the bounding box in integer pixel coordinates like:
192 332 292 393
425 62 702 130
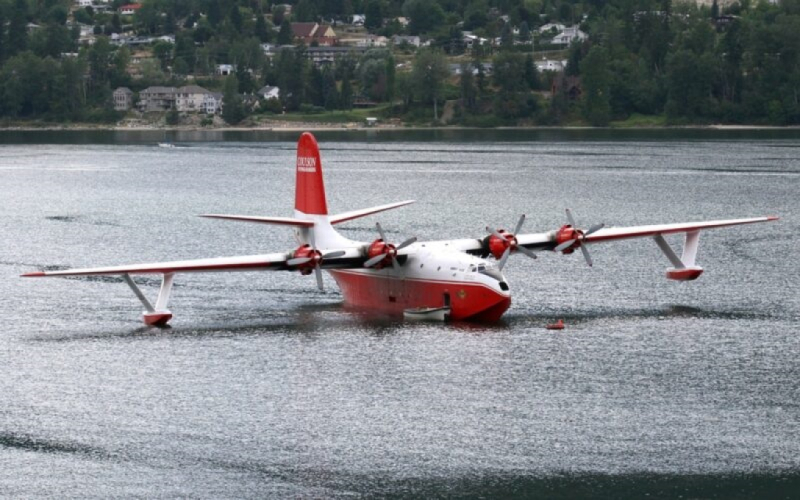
177 85 211 95
291 23 318 38
257 86 279 96
114 87 133 94
141 86 177 94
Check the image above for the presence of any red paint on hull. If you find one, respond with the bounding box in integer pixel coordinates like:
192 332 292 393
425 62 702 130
329 270 511 321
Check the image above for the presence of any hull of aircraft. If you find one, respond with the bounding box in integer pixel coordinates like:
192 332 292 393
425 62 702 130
330 269 511 321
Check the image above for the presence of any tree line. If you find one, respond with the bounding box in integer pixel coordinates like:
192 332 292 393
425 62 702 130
0 0 799 126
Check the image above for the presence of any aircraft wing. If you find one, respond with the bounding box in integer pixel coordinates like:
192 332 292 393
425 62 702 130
438 215 778 257
581 216 778 245
21 253 295 277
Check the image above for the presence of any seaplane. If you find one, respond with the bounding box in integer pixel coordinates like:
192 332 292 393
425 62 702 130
23 132 778 325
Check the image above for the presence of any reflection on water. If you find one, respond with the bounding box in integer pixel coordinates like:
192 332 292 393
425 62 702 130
1 133 798 497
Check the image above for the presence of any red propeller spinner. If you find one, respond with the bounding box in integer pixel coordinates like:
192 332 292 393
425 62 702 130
287 230 345 290
363 223 416 270
485 214 537 270
553 209 604 267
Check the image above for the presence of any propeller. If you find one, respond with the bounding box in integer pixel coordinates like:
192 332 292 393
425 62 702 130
363 222 417 270
485 214 537 270
287 230 346 290
553 209 604 267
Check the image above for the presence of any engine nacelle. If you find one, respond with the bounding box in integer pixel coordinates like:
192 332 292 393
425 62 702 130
367 239 396 269
666 266 704 281
488 230 517 260
292 244 321 275
554 224 582 254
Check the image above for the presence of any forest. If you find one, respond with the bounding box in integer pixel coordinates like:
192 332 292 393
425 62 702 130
0 0 799 126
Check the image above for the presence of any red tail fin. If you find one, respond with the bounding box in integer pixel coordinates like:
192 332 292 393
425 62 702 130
294 132 328 216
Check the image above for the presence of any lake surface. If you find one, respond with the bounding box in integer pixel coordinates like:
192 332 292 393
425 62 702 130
1 131 798 497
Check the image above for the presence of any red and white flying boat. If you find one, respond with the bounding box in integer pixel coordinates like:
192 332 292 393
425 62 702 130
23 133 778 325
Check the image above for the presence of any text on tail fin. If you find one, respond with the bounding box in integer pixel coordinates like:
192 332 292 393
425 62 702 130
295 132 328 216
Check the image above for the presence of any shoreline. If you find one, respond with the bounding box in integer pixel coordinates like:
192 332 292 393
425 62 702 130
1 123 799 132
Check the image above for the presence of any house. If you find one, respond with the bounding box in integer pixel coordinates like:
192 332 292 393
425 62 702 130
306 46 366 66
551 26 587 46
538 22 565 34
536 59 567 72
138 86 176 112
76 0 94 6
257 86 280 100
217 64 234 76
175 85 213 112
291 22 337 46
351 14 365 26
462 33 488 51
113 87 134 111
203 93 223 114
354 35 387 47
119 3 142 15
392 35 421 47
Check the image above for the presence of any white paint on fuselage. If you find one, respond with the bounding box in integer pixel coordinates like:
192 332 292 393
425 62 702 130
293 212 510 295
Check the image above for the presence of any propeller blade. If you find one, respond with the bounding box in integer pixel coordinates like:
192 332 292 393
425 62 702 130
579 243 593 267
486 226 509 242
314 266 324 290
364 254 386 268
287 257 312 266
497 247 511 270
517 245 538 259
308 229 316 250
396 236 417 251
376 222 388 242
585 223 605 237
391 256 400 271
565 208 577 228
513 214 526 235
554 239 576 253
323 250 346 259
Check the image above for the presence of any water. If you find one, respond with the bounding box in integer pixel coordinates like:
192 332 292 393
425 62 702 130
1 132 799 497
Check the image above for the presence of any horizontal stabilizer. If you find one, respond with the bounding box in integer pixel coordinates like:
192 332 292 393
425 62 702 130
329 200 415 225
199 214 314 227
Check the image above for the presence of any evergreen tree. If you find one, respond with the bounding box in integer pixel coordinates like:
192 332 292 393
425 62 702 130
340 69 353 109
365 0 383 30
229 4 243 33
255 15 269 43
277 19 292 45
222 74 247 124
459 64 477 110
0 9 5 64
519 21 531 42
322 67 339 110
580 46 612 126
8 0 29 57
412 48 448 120
308 65 325 106
524 54 539 90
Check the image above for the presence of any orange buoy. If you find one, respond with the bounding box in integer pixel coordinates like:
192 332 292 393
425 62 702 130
546 319 565 330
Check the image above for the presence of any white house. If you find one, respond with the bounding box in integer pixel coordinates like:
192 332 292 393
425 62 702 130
551 27 587 46
204 93 223 114
535 59 567 72
216 64 234 76
257 86 280 100
174 85 213 112
392 35 421 47
351 14 365 26
356 35 387 47
538 22 565 34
